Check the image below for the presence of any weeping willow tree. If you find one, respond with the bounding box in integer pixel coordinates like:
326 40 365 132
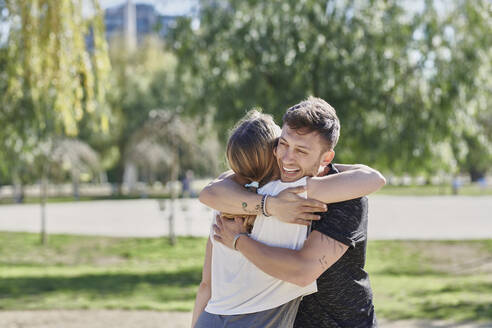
126 109 220 244
49 138 103 200
1 0 111 244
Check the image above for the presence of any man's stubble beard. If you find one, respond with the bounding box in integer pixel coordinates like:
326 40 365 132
276 153 324 182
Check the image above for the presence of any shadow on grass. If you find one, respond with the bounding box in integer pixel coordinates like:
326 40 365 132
372 267 441 276
412 281 492 296
416 301 492 321
0 268 202 299
403 281 492 321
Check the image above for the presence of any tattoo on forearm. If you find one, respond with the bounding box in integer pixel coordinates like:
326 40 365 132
318 255 329 269
317 234 347 270
242 202 261 214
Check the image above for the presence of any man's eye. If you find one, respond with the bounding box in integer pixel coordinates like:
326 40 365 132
296 149 307 155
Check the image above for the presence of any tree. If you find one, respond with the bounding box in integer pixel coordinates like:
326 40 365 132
441 0 492 180
105 36 218 190
125 109 220 186
0 0 111 243
126 109 220 244
49 138 103 199
168 0 492 177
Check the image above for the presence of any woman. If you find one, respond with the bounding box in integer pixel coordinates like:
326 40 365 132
192 110 383 327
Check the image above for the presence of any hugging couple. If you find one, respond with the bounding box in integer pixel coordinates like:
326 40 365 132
192 97 385 328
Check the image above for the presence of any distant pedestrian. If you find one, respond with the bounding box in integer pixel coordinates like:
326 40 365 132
181 170 195 198
452 177 461 195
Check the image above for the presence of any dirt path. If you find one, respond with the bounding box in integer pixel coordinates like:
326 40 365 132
0 311 490 328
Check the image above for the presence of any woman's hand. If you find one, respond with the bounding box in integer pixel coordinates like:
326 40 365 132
213 214 248 249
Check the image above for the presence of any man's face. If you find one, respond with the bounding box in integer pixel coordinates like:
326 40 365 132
274 125 334 182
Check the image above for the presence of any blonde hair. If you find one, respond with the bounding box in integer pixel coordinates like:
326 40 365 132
224 109 281 231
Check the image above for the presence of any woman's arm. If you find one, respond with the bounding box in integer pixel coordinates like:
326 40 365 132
199 170 264 216
306 164 386 203
199 171 327 222
191 237 213 328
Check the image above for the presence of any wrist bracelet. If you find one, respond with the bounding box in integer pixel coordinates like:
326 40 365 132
233 233 249 250
261 194 271 217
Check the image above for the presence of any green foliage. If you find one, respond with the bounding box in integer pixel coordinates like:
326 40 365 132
125 109 220 185
168 0 492 176
1 0 490 186
2 0 110 137
0 0 111 185
104 36 220 185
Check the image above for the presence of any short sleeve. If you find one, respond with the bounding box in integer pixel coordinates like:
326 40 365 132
311 197 368 248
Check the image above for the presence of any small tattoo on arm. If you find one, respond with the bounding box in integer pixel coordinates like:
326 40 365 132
242 202 261 214
318 255 329 269
317 234 347 270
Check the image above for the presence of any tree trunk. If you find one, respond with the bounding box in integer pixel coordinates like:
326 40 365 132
13 172 24 203
72 167 80 201
167 149 179 246
168 198 176 245
40 171 48 245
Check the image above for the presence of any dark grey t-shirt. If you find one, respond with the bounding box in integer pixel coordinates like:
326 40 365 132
294 165 377 328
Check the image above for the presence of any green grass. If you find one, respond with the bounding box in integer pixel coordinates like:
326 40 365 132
376 184 492 196
0 194 178 205
0 233 207 311
367 240 492 321
1 232 491 321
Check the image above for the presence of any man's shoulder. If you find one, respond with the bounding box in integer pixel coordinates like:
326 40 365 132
317 196 368 227
325 196 368 211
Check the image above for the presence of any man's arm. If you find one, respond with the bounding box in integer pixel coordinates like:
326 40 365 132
307 164 386 203
214 216 348 287
191 237 212 328
200 164 384 224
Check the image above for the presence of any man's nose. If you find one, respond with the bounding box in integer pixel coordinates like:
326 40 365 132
282 148 295 164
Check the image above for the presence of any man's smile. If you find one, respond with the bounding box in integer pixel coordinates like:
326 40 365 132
283 166 300 172
281 165 302 180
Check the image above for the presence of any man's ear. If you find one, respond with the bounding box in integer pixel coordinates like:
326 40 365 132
320 150 335 166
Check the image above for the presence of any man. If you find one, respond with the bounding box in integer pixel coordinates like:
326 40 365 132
200 97 383 327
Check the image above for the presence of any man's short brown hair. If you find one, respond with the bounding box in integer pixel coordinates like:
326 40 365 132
282 96 340 150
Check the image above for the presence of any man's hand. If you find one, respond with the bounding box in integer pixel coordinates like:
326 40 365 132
213 214 248 250
266 186 327 226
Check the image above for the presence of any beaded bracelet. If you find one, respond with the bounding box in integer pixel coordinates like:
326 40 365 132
261 194 270 217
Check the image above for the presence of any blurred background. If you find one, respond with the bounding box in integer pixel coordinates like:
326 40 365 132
0 0 491 327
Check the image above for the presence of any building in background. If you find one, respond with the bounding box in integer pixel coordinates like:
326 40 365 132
104 0 194 46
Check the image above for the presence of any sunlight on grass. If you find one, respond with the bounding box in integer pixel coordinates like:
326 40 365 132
1 232 491 321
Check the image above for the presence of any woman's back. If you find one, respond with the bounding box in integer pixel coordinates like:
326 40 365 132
206 177 317 315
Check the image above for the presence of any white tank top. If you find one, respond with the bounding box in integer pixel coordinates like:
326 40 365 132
205 177 317 315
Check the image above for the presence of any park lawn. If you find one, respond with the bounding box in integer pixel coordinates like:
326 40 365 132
0 232 491 322
376 183 492 196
